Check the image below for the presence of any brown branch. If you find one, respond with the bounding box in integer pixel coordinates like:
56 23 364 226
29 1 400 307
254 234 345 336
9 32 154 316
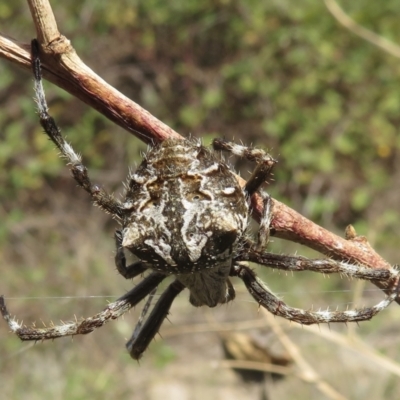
0 35 179 144
0 0 397 302
27 0 182 144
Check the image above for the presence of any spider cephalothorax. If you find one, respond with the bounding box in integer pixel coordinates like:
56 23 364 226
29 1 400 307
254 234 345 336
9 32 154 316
1 39 399 360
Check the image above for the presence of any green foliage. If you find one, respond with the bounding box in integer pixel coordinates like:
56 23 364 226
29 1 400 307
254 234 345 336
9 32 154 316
1 2 400 398
150 342 177 368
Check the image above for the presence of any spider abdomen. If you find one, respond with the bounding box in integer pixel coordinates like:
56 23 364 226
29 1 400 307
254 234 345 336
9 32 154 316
120 139 249 274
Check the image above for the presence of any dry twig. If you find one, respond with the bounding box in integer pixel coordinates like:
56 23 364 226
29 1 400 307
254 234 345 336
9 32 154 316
262 310 347 400
325 0 400 59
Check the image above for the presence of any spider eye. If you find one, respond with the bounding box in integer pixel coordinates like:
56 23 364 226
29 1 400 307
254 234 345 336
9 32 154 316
187 192 211 202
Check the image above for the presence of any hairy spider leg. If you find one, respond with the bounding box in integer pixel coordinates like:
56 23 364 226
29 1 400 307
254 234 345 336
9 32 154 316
212 138 276 249
255 194 273 251
115 230 149 279
212 139 277 196
231 263 400 325
0 272 166 341
126 280 185 360
31 39 124 218
239 248 400 283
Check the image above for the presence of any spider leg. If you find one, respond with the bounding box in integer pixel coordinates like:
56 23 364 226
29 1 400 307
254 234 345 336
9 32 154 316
212 139 276 248
115 230 148 279
0 272 166 341
212 138 277 196
231 263 400 325
238 247 400 283
31 39 124 218
130 287 158 343
126 279 185 360
256 194 273 250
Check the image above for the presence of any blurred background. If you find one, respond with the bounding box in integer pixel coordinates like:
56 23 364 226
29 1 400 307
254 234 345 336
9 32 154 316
1 1 400 399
